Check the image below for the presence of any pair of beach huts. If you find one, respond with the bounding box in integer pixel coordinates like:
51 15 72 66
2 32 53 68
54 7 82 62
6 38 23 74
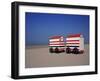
49 34 84 54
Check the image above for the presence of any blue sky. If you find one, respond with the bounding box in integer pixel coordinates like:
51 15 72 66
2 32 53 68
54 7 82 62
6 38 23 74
25 12 89 45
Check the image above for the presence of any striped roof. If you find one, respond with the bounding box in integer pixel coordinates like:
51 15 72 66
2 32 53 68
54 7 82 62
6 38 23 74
49 36 63 39
67 34 81 38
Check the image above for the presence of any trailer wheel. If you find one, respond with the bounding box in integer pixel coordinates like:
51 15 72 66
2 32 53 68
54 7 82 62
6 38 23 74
72 47 79 54
66 47 71 54
55 47 59 53
80 50 84 54
49 47 53 53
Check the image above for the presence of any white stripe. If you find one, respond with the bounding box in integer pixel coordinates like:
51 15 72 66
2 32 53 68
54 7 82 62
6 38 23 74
66 44 80 46
49 45 65 46
50 42 64 44
66 41 80 43
49 39 60 42
66 37 80 40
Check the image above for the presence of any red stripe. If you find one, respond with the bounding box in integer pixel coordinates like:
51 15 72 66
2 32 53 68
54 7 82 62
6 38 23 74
67 36 80 38
49 44 65 45
50 42 64 44
67 34 81 38
66 40 79 42
49 36 62 39
50 41 64 42
66 43 80 44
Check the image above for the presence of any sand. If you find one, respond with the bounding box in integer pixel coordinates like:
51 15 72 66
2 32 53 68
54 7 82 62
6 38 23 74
25 44 89 68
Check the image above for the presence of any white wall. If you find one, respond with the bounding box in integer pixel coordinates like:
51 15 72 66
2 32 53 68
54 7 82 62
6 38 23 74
0 0 99 81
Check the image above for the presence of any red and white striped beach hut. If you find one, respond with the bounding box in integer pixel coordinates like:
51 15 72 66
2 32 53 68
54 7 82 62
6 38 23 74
66 34 84 54
49 36 65 53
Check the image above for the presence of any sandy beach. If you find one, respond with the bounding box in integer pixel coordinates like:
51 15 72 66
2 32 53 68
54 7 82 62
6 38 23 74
25 44 89 68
